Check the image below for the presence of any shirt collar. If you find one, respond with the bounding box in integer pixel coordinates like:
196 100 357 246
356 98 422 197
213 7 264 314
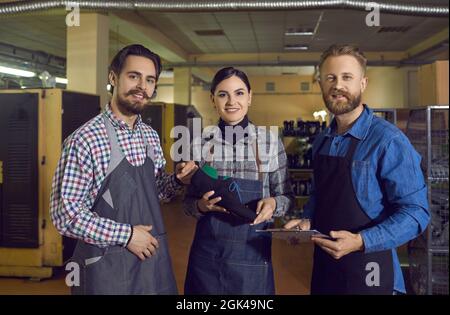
325 104 373 140
104 103 143 131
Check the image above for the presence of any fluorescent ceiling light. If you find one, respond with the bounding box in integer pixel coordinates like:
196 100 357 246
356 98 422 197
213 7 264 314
0 65 35 77
55 77 68 84
159 70 174 78
284 45 309 51
285 31 314 36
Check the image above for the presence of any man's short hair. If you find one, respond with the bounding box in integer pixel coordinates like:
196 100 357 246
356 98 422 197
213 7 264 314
318 44 367 74
109 44 162 79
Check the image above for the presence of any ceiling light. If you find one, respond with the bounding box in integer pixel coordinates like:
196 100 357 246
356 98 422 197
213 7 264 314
159 70 174 78
285 27 314 36
285 31 314 36
284 45 309 51
55 77 68 84
0 65 35 77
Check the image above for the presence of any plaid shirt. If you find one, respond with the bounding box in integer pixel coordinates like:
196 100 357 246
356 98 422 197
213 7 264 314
50 104 182 248
184 123 294 219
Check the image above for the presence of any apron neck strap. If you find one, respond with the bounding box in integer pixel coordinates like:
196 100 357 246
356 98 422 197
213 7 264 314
251 137 263 181
345 137 360 160
103 114 123 157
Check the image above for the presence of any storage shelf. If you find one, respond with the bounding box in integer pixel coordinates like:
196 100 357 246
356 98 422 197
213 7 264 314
429 247 449 254
288 168 313 172
406 105 449 295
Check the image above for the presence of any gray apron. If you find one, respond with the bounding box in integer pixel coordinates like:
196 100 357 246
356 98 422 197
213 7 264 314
70 114 178 295
185 140 275 294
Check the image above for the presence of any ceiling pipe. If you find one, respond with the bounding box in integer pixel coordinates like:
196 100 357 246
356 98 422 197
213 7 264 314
0 0 448 17
165 59 435 68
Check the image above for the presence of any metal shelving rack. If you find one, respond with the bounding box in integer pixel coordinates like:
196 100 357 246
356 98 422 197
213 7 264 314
406 105 449 295
373 108 397 125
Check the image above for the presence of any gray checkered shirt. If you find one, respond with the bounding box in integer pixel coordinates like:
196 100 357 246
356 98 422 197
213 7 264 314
184 123 294 219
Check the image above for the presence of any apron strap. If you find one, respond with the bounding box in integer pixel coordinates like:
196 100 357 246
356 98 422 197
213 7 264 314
251 136 263 181
345 137 360 160
314 135 328 160
103 114 125 177
139 124 156 162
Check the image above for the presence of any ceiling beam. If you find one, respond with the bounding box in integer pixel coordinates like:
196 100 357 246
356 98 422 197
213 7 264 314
164 51 409 67
109 12 188 63
110 13 214 82
406 27 449 58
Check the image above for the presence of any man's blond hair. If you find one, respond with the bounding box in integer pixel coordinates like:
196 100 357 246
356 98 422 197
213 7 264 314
319 44 367 74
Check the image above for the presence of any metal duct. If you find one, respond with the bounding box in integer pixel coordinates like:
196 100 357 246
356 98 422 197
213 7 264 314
0 0 448 17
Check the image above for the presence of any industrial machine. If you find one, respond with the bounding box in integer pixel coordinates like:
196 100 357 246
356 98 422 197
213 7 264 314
0 88 100 279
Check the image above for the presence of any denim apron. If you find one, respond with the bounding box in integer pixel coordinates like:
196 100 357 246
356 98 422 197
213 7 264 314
184 139 275 295
311 137 394 294
70 114 178 295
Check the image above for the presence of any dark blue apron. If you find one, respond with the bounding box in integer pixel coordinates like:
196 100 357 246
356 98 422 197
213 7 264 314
311 136 394 294
70 114 178 295
184 140 275 295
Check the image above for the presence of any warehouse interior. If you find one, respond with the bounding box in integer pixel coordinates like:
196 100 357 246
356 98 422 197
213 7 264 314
0 0 448 295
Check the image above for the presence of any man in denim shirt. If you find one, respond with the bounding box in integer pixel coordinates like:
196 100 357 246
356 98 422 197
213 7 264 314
285 44 429 295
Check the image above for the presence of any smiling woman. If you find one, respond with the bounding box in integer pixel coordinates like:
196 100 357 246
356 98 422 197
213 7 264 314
210 67 253 126
183 66 295 295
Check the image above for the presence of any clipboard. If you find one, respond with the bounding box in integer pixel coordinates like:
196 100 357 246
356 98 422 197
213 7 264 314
255 228 334 243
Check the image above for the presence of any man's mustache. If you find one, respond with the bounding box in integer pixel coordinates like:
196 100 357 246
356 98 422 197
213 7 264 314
126 89 150 99
328 89 351 98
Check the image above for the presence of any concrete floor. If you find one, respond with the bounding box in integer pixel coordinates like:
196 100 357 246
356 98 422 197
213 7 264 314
0 195 312 295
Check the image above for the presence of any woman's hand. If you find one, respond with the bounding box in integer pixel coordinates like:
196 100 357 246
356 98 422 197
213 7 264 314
252 197 277 225
197 190 228 214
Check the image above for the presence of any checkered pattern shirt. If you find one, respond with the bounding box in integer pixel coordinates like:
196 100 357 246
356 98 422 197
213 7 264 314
50 104 182 248
184 123 294 219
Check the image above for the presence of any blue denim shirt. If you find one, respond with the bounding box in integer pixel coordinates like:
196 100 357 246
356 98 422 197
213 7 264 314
303 105 430 293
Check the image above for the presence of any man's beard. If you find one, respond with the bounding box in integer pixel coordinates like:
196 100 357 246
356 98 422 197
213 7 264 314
323 89 361 115
117 89 150 116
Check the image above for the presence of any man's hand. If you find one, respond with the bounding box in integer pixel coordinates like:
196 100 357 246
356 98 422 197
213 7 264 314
126 225 159 261
311 230 364 260
252 197 276 225
284 219 311 230
197 190 228 214
176 161 198 185
284 219 312 245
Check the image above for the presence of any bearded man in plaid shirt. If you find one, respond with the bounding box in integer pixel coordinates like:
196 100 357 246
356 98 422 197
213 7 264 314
50 44 197 294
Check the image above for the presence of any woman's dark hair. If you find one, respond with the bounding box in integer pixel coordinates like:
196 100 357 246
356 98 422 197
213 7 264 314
210 67 251 95
109 44 162 79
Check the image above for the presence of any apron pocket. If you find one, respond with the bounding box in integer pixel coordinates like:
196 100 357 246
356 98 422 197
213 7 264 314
221 261 273 295
83 247 127 295
126 236 177 294
85 256 103 266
